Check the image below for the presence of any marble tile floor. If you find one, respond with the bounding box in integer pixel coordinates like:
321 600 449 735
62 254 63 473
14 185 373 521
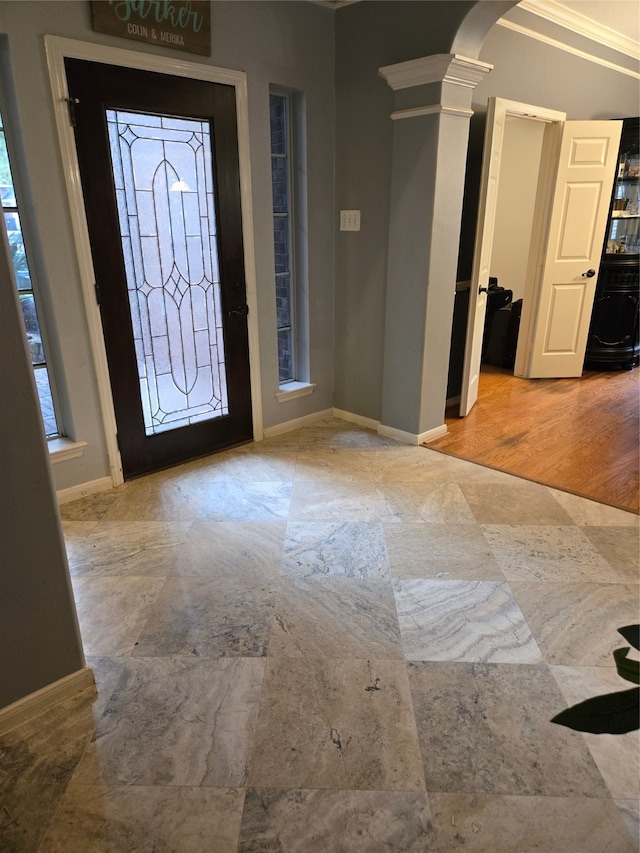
1 417 639 852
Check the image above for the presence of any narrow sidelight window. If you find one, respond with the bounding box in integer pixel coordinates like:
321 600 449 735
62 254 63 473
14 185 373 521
269 92 295 383
0 108 59 437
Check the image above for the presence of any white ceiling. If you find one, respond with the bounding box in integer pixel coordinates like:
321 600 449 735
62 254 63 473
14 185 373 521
543 0 639 43
313 0 640 46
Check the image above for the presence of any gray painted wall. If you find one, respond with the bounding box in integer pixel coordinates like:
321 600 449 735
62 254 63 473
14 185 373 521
0 223 84 709
334 1 638 424
334 1 476 422
0 0 335 495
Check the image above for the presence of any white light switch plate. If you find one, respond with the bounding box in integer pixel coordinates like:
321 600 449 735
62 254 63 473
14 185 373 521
340 210 361 231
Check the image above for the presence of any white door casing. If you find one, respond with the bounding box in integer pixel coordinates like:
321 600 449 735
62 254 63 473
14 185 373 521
516 120 623 378
459 98 565 416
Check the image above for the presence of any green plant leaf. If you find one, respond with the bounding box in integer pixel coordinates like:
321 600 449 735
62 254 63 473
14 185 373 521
618 625 640 652
613 647 640 685
551 687 639 734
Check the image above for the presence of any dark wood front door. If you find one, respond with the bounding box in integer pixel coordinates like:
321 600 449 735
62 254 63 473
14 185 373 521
65 58 252 479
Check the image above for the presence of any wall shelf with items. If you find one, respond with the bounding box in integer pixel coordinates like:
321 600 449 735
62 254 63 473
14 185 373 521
585 117 639 370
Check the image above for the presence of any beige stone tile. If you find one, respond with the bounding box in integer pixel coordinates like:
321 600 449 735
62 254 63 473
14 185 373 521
248 657 425 791
268 577 403 659
71 575 165 656
75 657 265 787
99 472 207 521
66 521 191 576
509 581 639 665
196 481 292 521
385 522 504 580
58 490 121 521
202 449 298 482
238 789 435 852
429 793 636 852
293 447 378 482
289 479 382 522
549 489 639 526
377 482 475 523
616 799 640 845
176 521 285 580
40 785 245 853
582 526 640 584
460 482 575 525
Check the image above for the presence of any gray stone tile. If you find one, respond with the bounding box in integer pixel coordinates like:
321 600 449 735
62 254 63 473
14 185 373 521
429 793 636 853
268 577 403 660
616 799 640 846
582 526 640 584
482 525 622 582
85 656 127 720
385 522 504 580
0 689 96 852
549 489 639 526
247 657 425 791
459 482 575 525
377 483 475 523
237 789 435 852
66 521 191 576
74 657 264 787
289 480 382 522
293 448 378 482
100 469 209 521
133 574 275 658
59 490 122 521
551 665 640 800
196 482 292 521
175 521 285 580
40 785 245 853
509 581 639 665
71 575 165 656
282 521 389 578
203 449 298 482
393 579 542 663
408 661 609 797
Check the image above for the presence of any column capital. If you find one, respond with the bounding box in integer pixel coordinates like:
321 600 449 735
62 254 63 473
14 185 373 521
379 53 493 91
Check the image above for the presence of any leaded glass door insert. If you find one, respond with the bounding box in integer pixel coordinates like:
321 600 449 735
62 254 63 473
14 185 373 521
107 110 229 435
65 59 252 478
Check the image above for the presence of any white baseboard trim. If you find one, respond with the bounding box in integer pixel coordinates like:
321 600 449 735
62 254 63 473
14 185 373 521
421 424 448 443
0 666 96 735
57 476 113 505
378 422 448 445
262 408 334 439
333 408 380 431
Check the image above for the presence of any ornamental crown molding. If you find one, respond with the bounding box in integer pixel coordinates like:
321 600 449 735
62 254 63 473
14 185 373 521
379 54 493 92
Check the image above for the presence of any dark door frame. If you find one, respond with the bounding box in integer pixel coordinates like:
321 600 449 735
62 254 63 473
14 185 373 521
46 36 263 486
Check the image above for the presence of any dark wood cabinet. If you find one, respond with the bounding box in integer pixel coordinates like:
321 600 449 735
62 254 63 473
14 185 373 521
585 117 639 371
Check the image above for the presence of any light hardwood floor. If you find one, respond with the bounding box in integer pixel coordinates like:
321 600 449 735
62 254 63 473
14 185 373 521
427 366 640 514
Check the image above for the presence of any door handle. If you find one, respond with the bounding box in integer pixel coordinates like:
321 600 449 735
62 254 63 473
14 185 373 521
581 269 596 278
479 286 489 294
228 304 249 317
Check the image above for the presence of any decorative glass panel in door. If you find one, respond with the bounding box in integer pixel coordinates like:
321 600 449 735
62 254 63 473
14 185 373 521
65 59 252 479
106 110 229 435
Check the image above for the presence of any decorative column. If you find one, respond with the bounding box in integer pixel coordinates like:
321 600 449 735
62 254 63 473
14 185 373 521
378 54 492 443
